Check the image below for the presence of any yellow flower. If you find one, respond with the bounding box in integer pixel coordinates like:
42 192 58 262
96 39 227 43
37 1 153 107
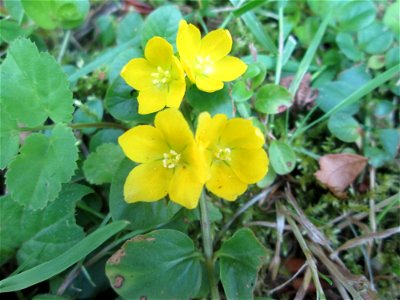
177 20 247 93
120 37 185 114
118 109 207 209
196 112 269 201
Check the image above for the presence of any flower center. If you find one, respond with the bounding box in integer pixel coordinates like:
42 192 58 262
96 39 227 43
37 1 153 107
194 55 214 75
151 66 171 88
215 147 231 162
162 149 181 169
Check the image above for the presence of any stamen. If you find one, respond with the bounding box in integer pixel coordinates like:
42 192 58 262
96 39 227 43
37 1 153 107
162 150 181 169
194 55 214 76
215 148 231 161
151 66 171 88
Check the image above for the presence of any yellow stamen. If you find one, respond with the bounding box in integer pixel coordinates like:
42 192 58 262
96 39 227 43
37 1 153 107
215 147 231 162
194 55 214 76
162 149 181 169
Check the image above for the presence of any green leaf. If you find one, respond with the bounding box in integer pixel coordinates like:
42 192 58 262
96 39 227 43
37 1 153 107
383 0 400 35
6 124 78 210
0 109 19 169
0 221 128 293
73 99 104 135
368 55 386 70
0 20 32 43
187 85 234 117
307 0 340 17
255 84 292 114
385 47 400 68
107 47 142 82
1 38 73 127
105 77 154 123
105 229 205 299
243 62 267 89
268 140 296 175
4 0 24 22
358 23 394 55
316 81 359 115
21 0 89 29
83 143 125 185
364 146 391 168
95 15 115 47
109 159 178 230
328 113 361 143
337 0 376 32
0 183 91 267
336 32 363 61
117 12 143 45
141 5 182 49
89 128 124 152
232 81 253 102
379 128 399 159
216 228 267 300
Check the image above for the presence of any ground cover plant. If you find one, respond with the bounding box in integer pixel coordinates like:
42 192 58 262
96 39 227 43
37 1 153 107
0 0 399 299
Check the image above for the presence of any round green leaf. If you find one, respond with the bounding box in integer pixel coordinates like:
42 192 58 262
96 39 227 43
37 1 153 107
232 81 253 102
83 143 125 185
385 47 400 68
105 229 206 299
1 38 73 127
328 113 361 142
216 228 267 300
373 100 394 118
186 85 234 117
107 47 142 82
117 12 143 45
367 55 385 70
316 81 359 115
141 5 182 49
5 124 79 210
0 20 32 43
255 84 292 114
89 129 124 152
358 23 394 55
21 0 89 30
109 159 178 231
268 140 296 175
73 99 104 135
379 128 399 159
337 0 376 32
95 15 115 47
383 0 400 36
336 32 363 61
104 77 154 123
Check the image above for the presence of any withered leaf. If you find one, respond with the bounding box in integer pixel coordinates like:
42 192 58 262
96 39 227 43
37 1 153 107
315 154 368 197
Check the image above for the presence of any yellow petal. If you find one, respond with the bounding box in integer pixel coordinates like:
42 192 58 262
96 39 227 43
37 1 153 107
120 58 155 91
166 57 186 108
209 56 247 82
168 164 203 209
196 75 223 92
145 37 173 68
230 148 269 183
206 160 247 201
137 87 167 114
154 108 194 153
118 125 169 163
177 20 201 62
196 112 227 150
200 29 232 61
181 141 209 183
220 119 265 149
124 161 173 203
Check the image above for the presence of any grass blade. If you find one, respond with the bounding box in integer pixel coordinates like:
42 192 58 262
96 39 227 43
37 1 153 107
0 221 129 293
68 38 140 83
292 64 399 139
288 12 331 95
241 11 278 54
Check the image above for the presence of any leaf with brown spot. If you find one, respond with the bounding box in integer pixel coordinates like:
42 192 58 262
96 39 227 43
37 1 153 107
315 154 368 198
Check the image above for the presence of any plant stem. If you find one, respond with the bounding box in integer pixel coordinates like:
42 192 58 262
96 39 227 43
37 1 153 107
199 191 220 300
18 122 128 132
57 30 71 63
274 6 284 86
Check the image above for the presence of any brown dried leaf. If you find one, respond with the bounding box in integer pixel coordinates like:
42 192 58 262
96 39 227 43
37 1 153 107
315 154 368 197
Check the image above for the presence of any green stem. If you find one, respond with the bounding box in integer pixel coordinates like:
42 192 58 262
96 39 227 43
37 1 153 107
199 191 220 300
57 30 71 63
18 122 128 132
